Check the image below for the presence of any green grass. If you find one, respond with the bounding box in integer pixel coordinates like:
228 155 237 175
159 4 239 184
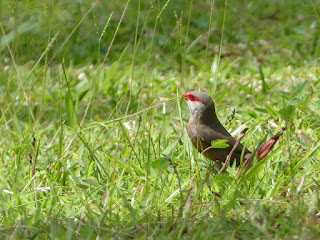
1 0 320 239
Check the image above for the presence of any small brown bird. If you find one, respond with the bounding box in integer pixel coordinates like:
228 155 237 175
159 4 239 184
183 91 286 172
182 91 252 166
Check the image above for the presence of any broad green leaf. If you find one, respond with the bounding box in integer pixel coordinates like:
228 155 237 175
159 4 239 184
254 107 268 114
248 109 257 118
211 139 229 149
279 105 296 121
151 158 169 170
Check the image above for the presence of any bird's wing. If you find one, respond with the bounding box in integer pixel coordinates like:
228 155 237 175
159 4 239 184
199 124 244 153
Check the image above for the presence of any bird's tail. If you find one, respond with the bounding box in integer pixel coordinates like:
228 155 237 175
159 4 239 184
256 127 286 161
237 126 286 177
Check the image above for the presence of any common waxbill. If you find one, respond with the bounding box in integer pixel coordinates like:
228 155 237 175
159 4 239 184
183 91 252 166
183 91 285 171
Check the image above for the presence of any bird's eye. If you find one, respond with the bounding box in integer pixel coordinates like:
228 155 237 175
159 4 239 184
190 95 195 100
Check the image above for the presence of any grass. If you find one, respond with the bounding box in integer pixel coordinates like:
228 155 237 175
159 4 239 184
1 0 320 239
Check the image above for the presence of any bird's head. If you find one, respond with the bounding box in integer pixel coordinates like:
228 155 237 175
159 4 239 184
182 91 215 118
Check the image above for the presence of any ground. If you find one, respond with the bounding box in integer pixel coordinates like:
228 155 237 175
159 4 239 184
0 0 320 239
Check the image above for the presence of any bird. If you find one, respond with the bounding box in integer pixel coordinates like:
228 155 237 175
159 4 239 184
182 91 254 167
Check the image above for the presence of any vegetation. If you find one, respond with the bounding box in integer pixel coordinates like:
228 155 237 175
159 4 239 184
0 0 319 238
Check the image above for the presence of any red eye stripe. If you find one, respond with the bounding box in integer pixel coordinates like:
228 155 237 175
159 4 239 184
182 93 205 104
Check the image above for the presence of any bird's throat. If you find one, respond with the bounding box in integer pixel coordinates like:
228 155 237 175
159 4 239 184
187 101 205 119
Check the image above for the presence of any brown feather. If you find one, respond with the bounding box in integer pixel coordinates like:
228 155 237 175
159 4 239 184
184 91 251 166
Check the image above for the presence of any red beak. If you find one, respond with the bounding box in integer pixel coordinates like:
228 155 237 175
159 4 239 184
182 93 189 100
